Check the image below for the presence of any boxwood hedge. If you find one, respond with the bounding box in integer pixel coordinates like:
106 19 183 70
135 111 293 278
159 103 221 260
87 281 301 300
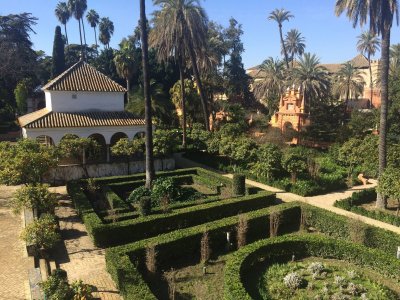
105 202 301 300
67 168 274 247
224 234 400 300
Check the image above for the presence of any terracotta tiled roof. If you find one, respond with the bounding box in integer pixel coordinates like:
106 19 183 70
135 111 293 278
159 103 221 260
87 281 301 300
42 60 127 92
18 109 145 129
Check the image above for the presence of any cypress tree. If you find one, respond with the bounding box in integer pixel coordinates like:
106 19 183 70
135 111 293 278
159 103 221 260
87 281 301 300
52 26 65 78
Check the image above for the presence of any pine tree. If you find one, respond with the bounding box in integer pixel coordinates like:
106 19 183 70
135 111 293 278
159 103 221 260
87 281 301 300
52 26 65 78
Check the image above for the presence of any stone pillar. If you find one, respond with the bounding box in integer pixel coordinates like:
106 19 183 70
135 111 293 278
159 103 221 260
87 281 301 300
82 149 86 165
106 144 110 163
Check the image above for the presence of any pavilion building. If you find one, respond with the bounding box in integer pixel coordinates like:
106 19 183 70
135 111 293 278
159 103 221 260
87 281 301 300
18 60 146 163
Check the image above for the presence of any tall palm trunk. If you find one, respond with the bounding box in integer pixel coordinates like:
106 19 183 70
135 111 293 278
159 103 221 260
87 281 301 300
81 18 87 46
179 54 187 148
279 24 290 69
126 78 130 92
94 26 98 54
368 53 373 108
140 0 155 189
78 19 83 55
64 24 69 45
376 27 390 209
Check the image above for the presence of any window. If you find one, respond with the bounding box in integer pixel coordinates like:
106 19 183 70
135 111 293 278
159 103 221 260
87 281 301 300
287 103 294 110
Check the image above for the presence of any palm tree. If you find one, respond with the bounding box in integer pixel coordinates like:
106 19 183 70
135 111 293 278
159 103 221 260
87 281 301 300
86 9 100 52
268 8 294 69
140 0 155 188
253 57 286 101
284 29 306 68
333 62 365 104
357 31 380 107
292 53 330 112
152 0 211 131
114 39 136 92
335 0 399 209
55 2 70 45
99 17 114 49
68 0 87 52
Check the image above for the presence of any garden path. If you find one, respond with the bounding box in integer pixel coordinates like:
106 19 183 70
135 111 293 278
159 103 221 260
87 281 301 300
174 153 400 235
0 185 31 300
50 186 122 300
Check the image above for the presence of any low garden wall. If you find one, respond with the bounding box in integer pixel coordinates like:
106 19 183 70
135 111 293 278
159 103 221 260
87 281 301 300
44 158 175 184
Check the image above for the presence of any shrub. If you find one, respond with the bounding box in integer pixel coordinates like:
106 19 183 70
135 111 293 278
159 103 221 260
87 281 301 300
128 186 151 204
307 262 325 275
39 270 73 300
20 213 60 250
283 272 303 290
151 177 179 207
233 174 246 196
11 184 57 214
139 196 152 216
70 280 93 299
291 179 321 196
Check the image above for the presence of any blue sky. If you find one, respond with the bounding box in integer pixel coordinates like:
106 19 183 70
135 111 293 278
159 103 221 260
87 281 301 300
3 0 400 68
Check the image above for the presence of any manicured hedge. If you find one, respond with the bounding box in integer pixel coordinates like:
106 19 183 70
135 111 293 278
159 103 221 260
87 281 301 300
224 234 400 300
333 189 400 226
68 180 276 247
303 203 400 255
105 203 301 300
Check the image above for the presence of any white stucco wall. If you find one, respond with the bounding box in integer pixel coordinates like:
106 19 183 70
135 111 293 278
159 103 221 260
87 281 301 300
23 125 147 144
44 90 125 112
43 158 175 184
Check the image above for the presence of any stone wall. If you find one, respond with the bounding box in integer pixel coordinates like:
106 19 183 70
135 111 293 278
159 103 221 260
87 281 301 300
43 158 175 185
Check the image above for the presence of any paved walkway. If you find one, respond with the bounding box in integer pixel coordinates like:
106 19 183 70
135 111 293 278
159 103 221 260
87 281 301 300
50 186 122 300
0 185 31 300
174 153 400 235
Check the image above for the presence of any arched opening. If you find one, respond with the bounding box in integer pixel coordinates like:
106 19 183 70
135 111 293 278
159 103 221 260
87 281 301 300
59 134 81 165
134 131 146 139
283 121 297 142
36 135 54 147
110 132 129 162
88 133 107 163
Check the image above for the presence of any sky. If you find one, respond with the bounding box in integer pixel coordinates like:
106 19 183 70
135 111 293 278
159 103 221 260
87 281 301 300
3 0 400 69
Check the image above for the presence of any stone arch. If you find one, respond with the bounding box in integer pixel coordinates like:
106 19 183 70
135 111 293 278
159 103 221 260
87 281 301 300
282 121 296 142
110 132 129 162
59 134 81 165
36 135 54 147
134 131 146 139
88 133 107 163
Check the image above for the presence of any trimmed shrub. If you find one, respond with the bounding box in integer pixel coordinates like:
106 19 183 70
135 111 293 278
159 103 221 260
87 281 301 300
68 180 276 247
224 235 400 300
139 196 152 216
233 174 246 196
11 184 57 214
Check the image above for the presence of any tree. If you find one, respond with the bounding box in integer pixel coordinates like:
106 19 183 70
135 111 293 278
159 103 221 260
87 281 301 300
55 2 70 45
111 138 144 174
223 18 252 104
114 38 136 92
52 26 65 78
21 214 60 251
253 57 285 115
338 137 364 182
57 134 99 178
86 9 100 53
333 62 365 104
293 53 330 112
141 0 155 189
284 29 306 68
268 8 294 69
335 0 399 209
377 167 400 215
68 0 87 53
98 17 114 49
357 31 380 107
152 0 211 131
0 139 58 185
282 147 309 183
250 143 282 182
14 80 29 114
11 184 57 215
